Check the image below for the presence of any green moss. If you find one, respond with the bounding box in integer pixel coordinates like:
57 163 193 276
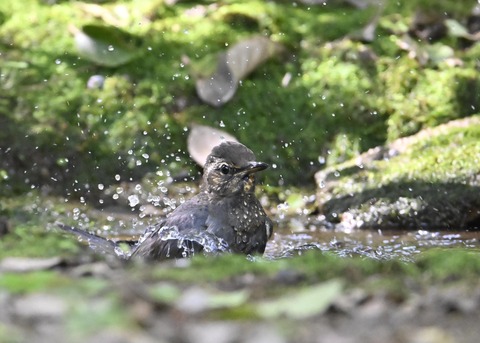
147 249 414 285
0 324 22 343
0 0 378 192
1 0 479 194
417 248 480 279
0 223 81 259
318 116 480 229
0 271 72 294
384 0 475 18
381 61 480 140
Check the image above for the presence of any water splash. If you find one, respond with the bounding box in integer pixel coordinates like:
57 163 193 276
133 225 231 259
264 228 480 262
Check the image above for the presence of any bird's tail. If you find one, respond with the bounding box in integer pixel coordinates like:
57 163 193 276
55 222 129 259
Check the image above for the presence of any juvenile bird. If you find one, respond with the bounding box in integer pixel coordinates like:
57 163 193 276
58 141 273 261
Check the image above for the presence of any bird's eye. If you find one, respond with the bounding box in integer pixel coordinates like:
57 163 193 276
219 164 230 175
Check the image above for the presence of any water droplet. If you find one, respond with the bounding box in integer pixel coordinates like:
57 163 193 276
107 45 114 51
128 194 140 207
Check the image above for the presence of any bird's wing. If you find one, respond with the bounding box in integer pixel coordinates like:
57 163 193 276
129 198 210 260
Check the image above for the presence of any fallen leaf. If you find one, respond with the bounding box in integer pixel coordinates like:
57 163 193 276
148 283 181 304
225 35 280 82
175 287 249 314
70 24 141 67
194 35 282 106
445 19 471 38
256 279 343 319
395 35 454 66
187 124 238 167
0 257 63 272
195 53 237 107
445 19 480 41
423 43 455 64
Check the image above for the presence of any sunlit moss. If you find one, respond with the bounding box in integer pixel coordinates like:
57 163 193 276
0 0 479 194
381 60 479 140
318 116 480 228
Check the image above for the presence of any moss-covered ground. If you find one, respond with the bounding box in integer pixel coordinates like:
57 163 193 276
1 1 480 341
1 249 480 342
2 0 480 193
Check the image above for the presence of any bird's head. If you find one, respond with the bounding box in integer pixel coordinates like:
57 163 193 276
201 141 268 197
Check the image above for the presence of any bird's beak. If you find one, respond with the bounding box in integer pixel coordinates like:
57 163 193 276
242 161 269 174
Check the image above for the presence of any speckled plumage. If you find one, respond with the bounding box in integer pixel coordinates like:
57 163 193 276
130 141 273 260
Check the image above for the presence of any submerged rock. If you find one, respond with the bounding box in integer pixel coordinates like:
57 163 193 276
315 116 480 230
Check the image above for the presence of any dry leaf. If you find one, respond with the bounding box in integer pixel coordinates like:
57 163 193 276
70 24 141 67
0 257 63 272
256 279 343 319
195 36 282 106
175 287 249 314
188 125 238 167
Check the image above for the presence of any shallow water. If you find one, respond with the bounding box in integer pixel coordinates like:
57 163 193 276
29 191 480 262
94 213 480 261
265 227 480 261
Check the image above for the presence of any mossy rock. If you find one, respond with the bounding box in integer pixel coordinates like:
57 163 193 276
315 116 480 230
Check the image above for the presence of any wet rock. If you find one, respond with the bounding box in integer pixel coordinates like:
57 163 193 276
315 116 480 230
